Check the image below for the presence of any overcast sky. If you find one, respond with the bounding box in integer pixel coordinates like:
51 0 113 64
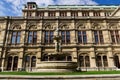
1 0 120 16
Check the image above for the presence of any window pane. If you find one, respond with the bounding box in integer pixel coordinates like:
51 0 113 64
96 56 102 67
79 56 84 67
103 56 108 67
16 36 20 43
13 32 17 35
11 36 16 44
83 36 87 43
95 36 98 43
66 31 70 43
85 56 90 67
28 36 32 43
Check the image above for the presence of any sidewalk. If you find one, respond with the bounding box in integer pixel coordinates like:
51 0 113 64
0 74 120 80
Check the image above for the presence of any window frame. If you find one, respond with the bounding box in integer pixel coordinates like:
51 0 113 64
11 31 21 45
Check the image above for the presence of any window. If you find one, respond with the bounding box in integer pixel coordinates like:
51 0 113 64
44 31 54 44
25 56 36 68
71 11 78 17
27 12 32 17
93 12 101 16
31 56 36 67
94 31 104 44
28 31 37 44
82 11 89 17
48 11 56 16
79 55 90 67
28 5 32 9
104 12 111 16
110 30 120 44
96 55 108 67
61 31 70 44
78 31 87 44
114 55 120 68
37 12 44 17
60 12 67 16
11 32 21 44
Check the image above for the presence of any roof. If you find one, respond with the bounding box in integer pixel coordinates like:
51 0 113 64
38 5 119 10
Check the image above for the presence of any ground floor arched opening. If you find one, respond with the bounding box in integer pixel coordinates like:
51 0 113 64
7 56 18 71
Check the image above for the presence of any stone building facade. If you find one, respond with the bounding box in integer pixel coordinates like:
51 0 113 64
0 2 120 71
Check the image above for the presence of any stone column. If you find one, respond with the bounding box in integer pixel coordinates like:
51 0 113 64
71 20 76 45
1 51 6 71
107 48 115 68
89 51 96 68
36 49 41 64
38 21 43 44
11 56 14 71
18 52 23 71
87 20 93 44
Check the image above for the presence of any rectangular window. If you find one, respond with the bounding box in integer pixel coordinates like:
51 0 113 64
44 31 54 44
82 11 89 17
110 30 120 44
37 12 44 17
61 31 70 44
104 12 111 16
28 31 37 44
27 12 32 17
78 31 87 44
93 12 101 16
60 12 67 17
94 31 104 44
48 11 56 17
11 32 21 44
71 12 78 17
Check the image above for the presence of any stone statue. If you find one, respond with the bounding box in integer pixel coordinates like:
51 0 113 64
54 27 61 52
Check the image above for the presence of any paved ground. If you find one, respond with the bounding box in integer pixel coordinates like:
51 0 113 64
0 74 120 80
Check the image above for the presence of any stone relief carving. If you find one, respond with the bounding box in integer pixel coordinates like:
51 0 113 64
59 23 70 29
27 23 37 30
107 23 119 29
43 23 54 30
10 24 21 30
76 23 86 29
91 23 104 29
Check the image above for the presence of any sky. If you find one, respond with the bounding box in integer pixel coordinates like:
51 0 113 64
0 0 120 16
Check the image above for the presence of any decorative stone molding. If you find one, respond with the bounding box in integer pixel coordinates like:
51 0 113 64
43 23 54 30
10 23 21 30
27 23 37 30
79 53 88 56
59 23 70 30
75 23 86 29
91 23 103 29
107 23 119 29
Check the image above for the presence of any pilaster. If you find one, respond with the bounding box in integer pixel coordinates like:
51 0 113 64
107 47 115 67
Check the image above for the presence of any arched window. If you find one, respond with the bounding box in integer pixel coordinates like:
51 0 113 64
7 56 12 70
96 55 108 67
25 55 36 68
79 55 90 67
114 55 120 68
103 56 108 67
7 56 18 71
25 56 30 67
85 56 90 67
96 56 102 67
13 56 18 70
67 56 72 61
31 56 36 67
